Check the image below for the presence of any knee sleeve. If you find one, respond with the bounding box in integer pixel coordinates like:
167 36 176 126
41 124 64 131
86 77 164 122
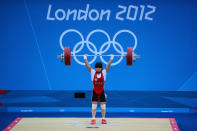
92 104 97 110
101 104 106 110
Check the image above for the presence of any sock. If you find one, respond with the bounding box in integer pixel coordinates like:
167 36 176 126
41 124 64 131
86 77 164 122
102 117 105 119
92 117 95 120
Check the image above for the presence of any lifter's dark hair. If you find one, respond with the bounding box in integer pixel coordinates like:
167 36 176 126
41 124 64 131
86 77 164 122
95 62 102 68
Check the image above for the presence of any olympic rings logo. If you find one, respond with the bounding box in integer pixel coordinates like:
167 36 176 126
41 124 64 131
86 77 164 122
59 29 138 66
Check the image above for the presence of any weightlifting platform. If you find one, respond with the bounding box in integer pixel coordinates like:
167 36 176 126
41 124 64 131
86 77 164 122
3 117 179 131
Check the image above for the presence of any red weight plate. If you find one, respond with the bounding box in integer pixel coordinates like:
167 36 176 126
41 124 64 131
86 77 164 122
0 90 8 94
64 47 71 66
126 47 133 65
64 47 67 65
67 47 71 65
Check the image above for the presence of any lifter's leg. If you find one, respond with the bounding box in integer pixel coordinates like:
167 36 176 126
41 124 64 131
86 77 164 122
101 102 107 124
101 102 106 118
91 102 98 124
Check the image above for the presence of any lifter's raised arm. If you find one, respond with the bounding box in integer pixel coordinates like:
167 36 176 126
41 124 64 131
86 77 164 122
84 55 91 72
105 55 114 72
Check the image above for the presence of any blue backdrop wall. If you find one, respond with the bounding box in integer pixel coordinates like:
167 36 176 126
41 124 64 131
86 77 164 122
0 0 197 91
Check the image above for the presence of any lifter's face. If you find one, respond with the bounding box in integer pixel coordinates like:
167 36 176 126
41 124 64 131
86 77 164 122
96 68 102 73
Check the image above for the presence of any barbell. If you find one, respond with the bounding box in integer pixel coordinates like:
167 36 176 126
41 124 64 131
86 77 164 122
57 47 140 66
